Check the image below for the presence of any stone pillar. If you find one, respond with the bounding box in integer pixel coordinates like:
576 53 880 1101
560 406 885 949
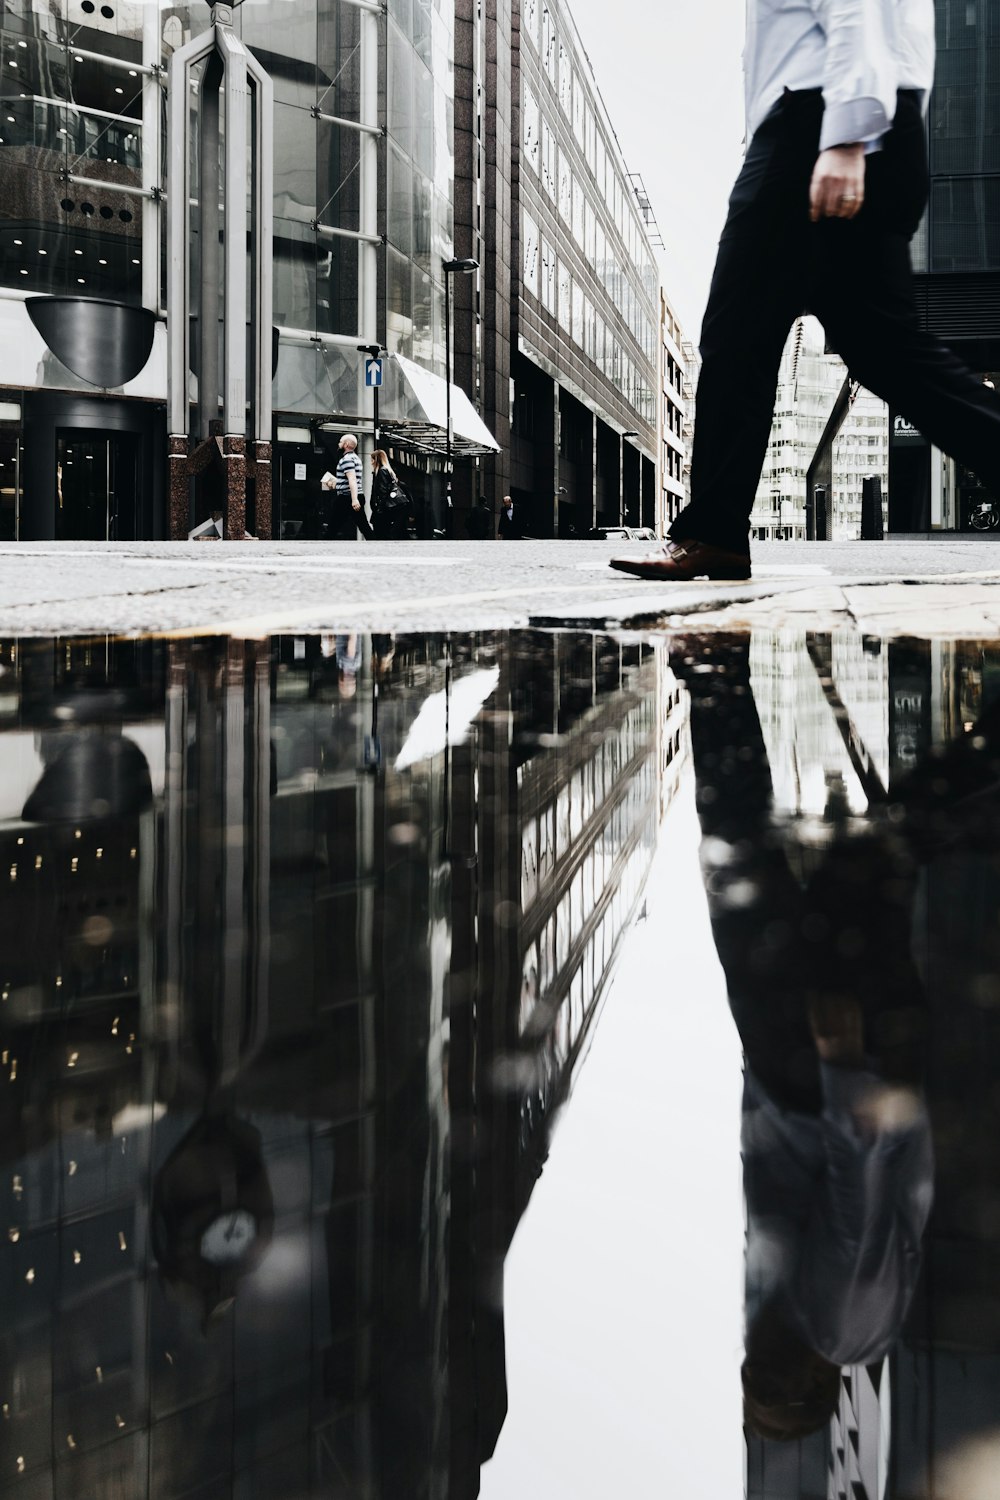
254 440 272 539
168 435 190 540
224 435 247 539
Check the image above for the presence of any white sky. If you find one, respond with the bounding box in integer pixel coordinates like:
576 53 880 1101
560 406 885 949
480 780 745 1500
567 0 747 342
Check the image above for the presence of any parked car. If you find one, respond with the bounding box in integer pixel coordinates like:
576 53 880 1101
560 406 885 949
586 526 657 542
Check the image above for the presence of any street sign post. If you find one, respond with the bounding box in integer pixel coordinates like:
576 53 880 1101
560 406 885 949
358 345 385 449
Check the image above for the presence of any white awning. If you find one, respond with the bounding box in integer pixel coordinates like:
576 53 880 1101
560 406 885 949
379 352 501 458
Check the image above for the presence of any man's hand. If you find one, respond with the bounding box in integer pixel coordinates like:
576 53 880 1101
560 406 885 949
352 499 361 512
809 144 866 222
808 993 865 1068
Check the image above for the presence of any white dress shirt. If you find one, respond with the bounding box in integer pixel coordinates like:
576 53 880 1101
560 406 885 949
744 0 937 153
743 1060 933 1367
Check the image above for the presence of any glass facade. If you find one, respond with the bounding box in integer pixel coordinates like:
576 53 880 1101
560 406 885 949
384 0 453 377
517 0 658 433
913 0 1000 274
0 0 150 305
0 0 455 400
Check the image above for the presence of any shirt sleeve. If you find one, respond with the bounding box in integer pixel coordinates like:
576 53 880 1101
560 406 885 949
791 1062 934 1365
810 0 901 152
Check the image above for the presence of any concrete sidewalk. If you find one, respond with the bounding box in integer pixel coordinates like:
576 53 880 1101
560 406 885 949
2 538 1000 636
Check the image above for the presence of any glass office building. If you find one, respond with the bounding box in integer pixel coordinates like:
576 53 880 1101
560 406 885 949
512 0 659 537
889 0 1000 531
0 0 475 541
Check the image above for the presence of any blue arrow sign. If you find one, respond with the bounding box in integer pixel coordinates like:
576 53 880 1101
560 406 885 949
365 357 383 388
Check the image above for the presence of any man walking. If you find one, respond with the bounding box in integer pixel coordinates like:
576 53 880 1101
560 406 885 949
329 434 374 540
612 0 1000 582
498 495 517 539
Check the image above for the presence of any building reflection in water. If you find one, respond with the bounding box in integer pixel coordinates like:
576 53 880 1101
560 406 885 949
679 631 1000 1500
7 627 1000 1499
0 629 682 1498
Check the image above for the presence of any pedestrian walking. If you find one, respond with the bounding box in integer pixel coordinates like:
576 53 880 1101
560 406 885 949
325 434 374 540
465 495 493 539
369 450 411 540
498 495 516 539
677 636 933 1440
611 0 1000 581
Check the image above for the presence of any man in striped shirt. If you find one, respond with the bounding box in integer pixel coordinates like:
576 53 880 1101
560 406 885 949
326 434 374 540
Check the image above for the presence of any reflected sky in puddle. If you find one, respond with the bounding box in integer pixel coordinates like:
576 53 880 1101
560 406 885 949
0 629 998 1498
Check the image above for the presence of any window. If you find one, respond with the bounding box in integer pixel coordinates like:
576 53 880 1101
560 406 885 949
523 82 540 174
584 296 596 360
542 119 556 199
585 200 596 264
523 0 540 50
542 6 557 86
559 47 572 114
572 279 584 345
572 71 584 145
558 259 571 332
523 210 539 297
541 236 556 313
585 105 596 172
558 148 572 224
572 177 584 246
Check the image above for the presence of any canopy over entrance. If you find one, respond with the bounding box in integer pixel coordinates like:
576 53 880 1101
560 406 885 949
378 353 500 458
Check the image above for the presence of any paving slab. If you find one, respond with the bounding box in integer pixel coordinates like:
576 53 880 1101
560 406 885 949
1 539 1000 635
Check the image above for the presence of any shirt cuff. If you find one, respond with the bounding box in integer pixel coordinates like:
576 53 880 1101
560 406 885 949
820 95 891 153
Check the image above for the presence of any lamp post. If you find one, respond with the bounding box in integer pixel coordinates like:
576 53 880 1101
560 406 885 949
622 430 639 527
443 258 479 521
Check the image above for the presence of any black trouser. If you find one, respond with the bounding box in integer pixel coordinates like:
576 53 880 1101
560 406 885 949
669 89 1000 555
680 639 924 1112
328 492 375 540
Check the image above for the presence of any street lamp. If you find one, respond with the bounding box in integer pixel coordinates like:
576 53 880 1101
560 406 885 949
443 258 479 519
622 430 639 527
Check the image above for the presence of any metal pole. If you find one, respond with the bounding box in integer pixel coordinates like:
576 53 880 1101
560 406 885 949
373 380 379 449
445 267 452 516
198 52 222 441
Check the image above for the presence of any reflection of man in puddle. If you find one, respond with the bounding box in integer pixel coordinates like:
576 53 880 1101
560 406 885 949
321 632 361 698
676 636 934 1442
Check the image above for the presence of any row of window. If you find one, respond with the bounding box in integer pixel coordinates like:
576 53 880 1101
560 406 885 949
520 766 656 1036
523 82 656 365
521 80 656 300
520 695 655 914
518 834 654 1106
522 209 655 422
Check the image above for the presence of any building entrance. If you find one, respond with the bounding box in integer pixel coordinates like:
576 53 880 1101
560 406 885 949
0 434 20 541
55 431 140 541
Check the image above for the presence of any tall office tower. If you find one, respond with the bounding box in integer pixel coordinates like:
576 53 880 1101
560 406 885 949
751 317 844 542
890 0 1000 531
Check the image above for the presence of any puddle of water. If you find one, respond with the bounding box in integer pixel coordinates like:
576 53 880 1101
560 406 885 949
0 628 998 1498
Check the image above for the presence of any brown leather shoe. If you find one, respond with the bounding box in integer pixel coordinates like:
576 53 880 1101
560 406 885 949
608 538 751 581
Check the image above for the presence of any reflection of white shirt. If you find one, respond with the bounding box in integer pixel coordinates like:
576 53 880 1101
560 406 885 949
744 0 936 154
743 1061 933 1366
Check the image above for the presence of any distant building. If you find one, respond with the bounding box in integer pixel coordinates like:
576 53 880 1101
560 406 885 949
751 318 843 541
829 388 890 540
510 0 661 537
658 290 686 535
680 336 700 513
0 0 674 544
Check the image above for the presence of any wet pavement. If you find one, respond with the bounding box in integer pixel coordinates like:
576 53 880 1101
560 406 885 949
3 539 1000 635
1 626 1000 1497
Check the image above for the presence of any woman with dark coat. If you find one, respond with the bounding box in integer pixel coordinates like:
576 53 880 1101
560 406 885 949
370 450 410 540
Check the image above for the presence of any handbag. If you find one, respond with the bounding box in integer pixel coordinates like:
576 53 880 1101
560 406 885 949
384 477 411 511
